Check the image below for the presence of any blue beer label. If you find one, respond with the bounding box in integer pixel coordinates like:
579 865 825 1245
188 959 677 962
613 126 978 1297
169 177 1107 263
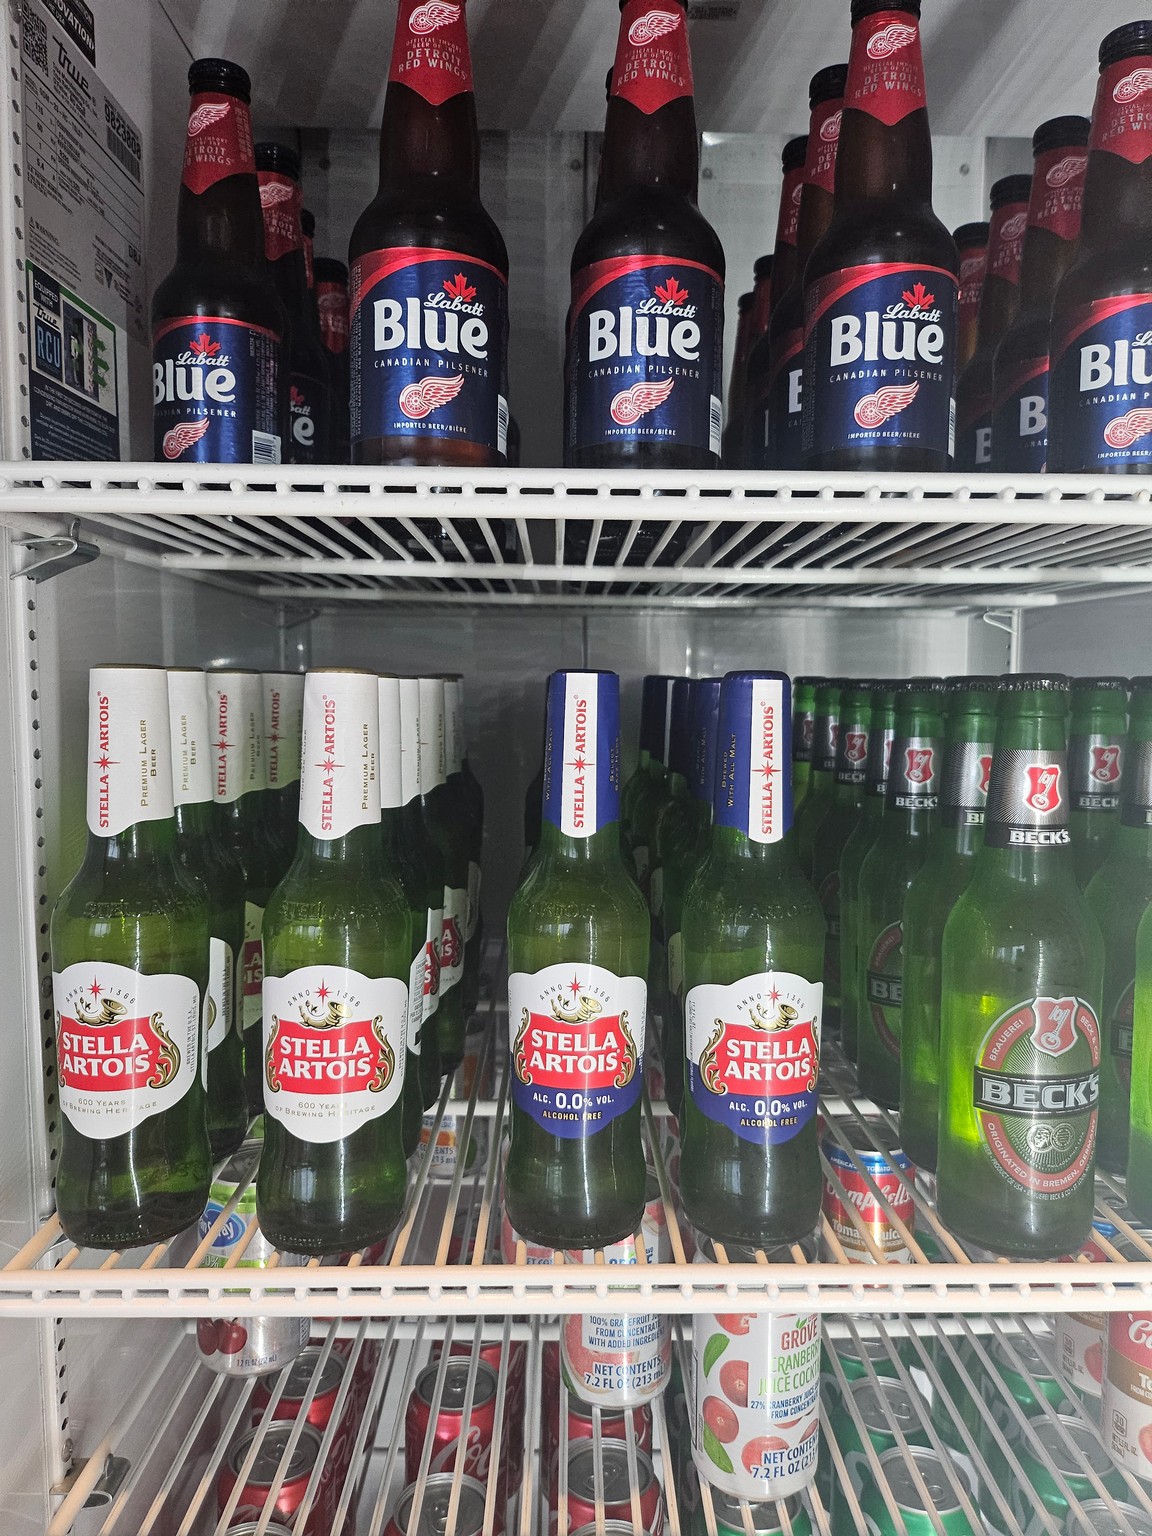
713 672 793 841
508 960 646 1138
685 972 821 1146
764 326 805 471
152 315 282 464
289 372 327 463
349 246 509 457
566 255 724 459
543 671 621 835
992 357 1050 473
1049 295 1152 471
802 262 957 461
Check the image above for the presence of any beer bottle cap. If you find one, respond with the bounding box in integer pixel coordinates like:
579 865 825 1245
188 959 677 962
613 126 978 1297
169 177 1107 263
188 57 250 100
946 675 1000 692
1100 20 1152 68
782 135 808 173
852 0 920 21
1032 115 1091 154
737 291 753 312
313 256 348 283
991 173 1033 209
953 221 989 247
1130 676 1152 692
753 252 773 280
1071 676 1128 692
810 62 848 105
794 675 823 688
255 141 300 180
996 673 1070 692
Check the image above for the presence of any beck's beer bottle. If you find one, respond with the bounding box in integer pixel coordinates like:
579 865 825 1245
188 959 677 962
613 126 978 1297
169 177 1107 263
811 678 871 1036
954 174 1032 473
991 119 1089 474
791 675 819 806
622 674 676 882
938 677 1103 1260
565 0 724 468
953 222 989 376
802 1 957 470
793 679 842 874
350 0 509 465
153 60 287 465
1068 676 1127 890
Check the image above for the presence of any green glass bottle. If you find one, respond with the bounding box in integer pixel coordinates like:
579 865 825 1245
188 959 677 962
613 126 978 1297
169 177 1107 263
838 682 897 1065
444 674 485 1017
938 675 1103 1259
792 675 820 807
207 670 282 1108
650 678 694 1054
51 666 211 1248
398 676 445 1106
625 674 675 890
419 676 469 1072
680 672 824 1245
505 670 649 1249
898 677 997 1172
167 667 247 1159
523 749 544 862
1092 678 1152 1177
856 681 944 1108
257 670 411 1254
261 671 305 883
794 680 841 874
811 680 872 1037
1068 676 1127 889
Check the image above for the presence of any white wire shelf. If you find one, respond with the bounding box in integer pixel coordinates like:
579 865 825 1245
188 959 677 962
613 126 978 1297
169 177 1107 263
6 462 1152 608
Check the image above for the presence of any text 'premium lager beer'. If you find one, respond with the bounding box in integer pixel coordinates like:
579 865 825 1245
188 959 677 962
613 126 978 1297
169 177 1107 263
938 676 1103 1259
350 0 509 465
153 60 286 465
505 671 649 1250
51 668 211 1247
565 0 724 468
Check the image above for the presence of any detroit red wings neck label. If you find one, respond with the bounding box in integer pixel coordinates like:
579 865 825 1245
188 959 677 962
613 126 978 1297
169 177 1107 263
1050 295 1152 470
612 1 693 114
55 962 201 1138
350 248 508 457
973 995 1100 1197
803 264 956 460
685 972 821 1146
153 317 282 464
567 256 723 459
985 748 1070 848
845 10 927 126
1092 58 1152 166
263 966 407 1142
1069 733 1123 812
257 171 301 263
181 92 255 195
1032 146 1088 242
509 962 646 1138
388 0 474 105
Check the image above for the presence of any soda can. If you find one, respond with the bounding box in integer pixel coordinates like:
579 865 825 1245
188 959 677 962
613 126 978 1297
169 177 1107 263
928 1336 987 1495
251 1345 347 1428
404 1357 499 1486
823 1334 905 1386
984 1332 1070 1427
443 1335 526 1495
572 1526 652 1536
821 1118 915 1263
1011 1416 1126 1535
419 1111 487 1179
692 1490 813 1536
217 1422 326 1532
557 1442 665 1536
1106 1311 1152 1479
834 1377 932 1511
382 1473 487 1536
544 1397 654 1499
859 1446 979 1536
224 1523 296 1536
1065 1500 1152 1536
1059 1224 1151 1406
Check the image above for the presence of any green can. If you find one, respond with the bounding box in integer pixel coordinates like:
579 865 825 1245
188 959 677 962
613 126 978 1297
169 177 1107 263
832 1377 932 1520
979 1332 1072 1493
692 1489 813 1536
929 1337 985 1492
1064 1500 1152 1536
859 1446 980 1536
1009 1417 1127 1536
818 1336 905 1507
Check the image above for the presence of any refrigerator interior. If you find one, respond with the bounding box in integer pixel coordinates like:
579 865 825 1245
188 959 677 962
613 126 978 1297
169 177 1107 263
3 0 1152 1531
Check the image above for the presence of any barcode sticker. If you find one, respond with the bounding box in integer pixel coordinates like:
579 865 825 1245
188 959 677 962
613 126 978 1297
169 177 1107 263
251 431 281 465
709 394 723 458
497 394 509 460
105 126 141 183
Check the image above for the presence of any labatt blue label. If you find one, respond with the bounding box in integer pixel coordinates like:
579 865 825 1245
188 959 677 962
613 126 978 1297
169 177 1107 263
802 262 957 460
153 316 282 464
992 356 1051 473
349 246 508 456
1050 296 1152 471
566 255 723 458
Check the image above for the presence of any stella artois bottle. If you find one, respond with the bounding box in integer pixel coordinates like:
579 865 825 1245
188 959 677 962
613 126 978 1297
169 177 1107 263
398 676 445 1105
505 670 649 1249
51 667 211 1248
1068 676 1127 889
167 667 247 1158
938 675 1103 1259
794 680 841 874
649 678 694 1042
791 675 819 807
418 676 469 1071
261 671 305 880
622 674 675 886
257 670 410 1254
443 674 485 1017
679 672 824 1246
899 677 998 1173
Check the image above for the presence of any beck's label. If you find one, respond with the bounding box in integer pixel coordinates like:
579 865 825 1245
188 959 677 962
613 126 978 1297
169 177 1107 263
298 674 380 840
205 937 234 1054
835 718 870 787
388 0 474 105
55 961 201 1138
87 669 174 836
713 674 791 843
242 901 264 1034
509 961 646 1138
350 248 508 457
844 10 927 126
1092 57 1152 166
887 735 939 809
543 672 621 836
865 921 903 1059
1069 732 1123 812
181 92 255 195
1050 295 1152 471
992 355 1051 473
263 965 407 1143
973 995 1100 1196
941 737 993 826
153 317 282 465
803 264 957 461
566 256 724 459
440 885 467 994
1123 739 1152 828
611 0 693 114
792 705 815 766
685 972 821 1146
984 748 1070 849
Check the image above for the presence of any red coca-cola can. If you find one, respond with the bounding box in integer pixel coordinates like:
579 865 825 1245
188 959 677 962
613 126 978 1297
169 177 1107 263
444 1336 526 1459
545 1397 654 1499
381 1472 487 1536
218 1422 329 1533
404 1357 499 1487
552 1442 664 1536
251 1346 347 1428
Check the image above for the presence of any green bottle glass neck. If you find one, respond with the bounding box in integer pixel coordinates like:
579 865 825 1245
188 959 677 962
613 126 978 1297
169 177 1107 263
291 819 386 870
83 815 181 869
536 818 626 867
709 820 797 868
174 800 214 839
979 704 1073 884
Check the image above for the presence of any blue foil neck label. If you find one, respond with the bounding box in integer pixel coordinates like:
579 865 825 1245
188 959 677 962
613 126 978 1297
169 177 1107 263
1050 294 1152 471
714 673 793 842
543 671 621 835
153 315 282 464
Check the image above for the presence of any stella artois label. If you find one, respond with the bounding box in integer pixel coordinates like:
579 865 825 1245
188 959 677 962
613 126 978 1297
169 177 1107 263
407 906 443 1052
973 994 1100 1196
242 901 264 1036
299 672 380 840
205 937 234 1055
508 961 646 1138
543 672 621 837
440 885 467 994
209 672 266 802
167 669 212 806
714 674 791 843
263 965 407 1143
263 673 304 789
1069 733 1123 812
866 921 903 1059
55 961 200 1138
685 971 821 1146
985 748 1070 849
87 668 174 836
399 678 422 804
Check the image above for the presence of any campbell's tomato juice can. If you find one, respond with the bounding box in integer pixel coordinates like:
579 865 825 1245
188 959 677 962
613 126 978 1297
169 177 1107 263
821 1119 915 1263
1106 1312 1152 1478
404 1357 499 1487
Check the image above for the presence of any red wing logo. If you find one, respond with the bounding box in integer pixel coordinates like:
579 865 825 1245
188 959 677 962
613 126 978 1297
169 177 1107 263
844 730 867 764
187 101 231 135
853 380 919 428
610 377 675 425
819 109 842 142
1046 153 1087 188
959 253 986 283
1024 763 1062 813
409 1 462 32
318 291 345 315
978 754 992 794
905 746 934 784
1031 996 1080 1057
1104 408 1152 448
398 373 465 419
1114 66 1152 102
627 8 681 45
866 20 917 57
999 212 1028 241
259 180 294 207
162 418 211 460
1090 744 1122 784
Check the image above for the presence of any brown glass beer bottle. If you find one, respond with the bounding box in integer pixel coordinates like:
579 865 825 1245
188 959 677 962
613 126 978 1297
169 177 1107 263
953 222 989 376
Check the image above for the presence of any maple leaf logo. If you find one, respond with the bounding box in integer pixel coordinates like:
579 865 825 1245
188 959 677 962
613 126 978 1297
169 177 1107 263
443 272 477 301
655 275 689 305
902 282 934 309
189 333 221 358
290 385 304 406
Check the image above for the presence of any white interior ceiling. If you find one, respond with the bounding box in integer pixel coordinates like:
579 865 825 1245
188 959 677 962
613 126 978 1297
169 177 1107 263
159 0 1127 136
